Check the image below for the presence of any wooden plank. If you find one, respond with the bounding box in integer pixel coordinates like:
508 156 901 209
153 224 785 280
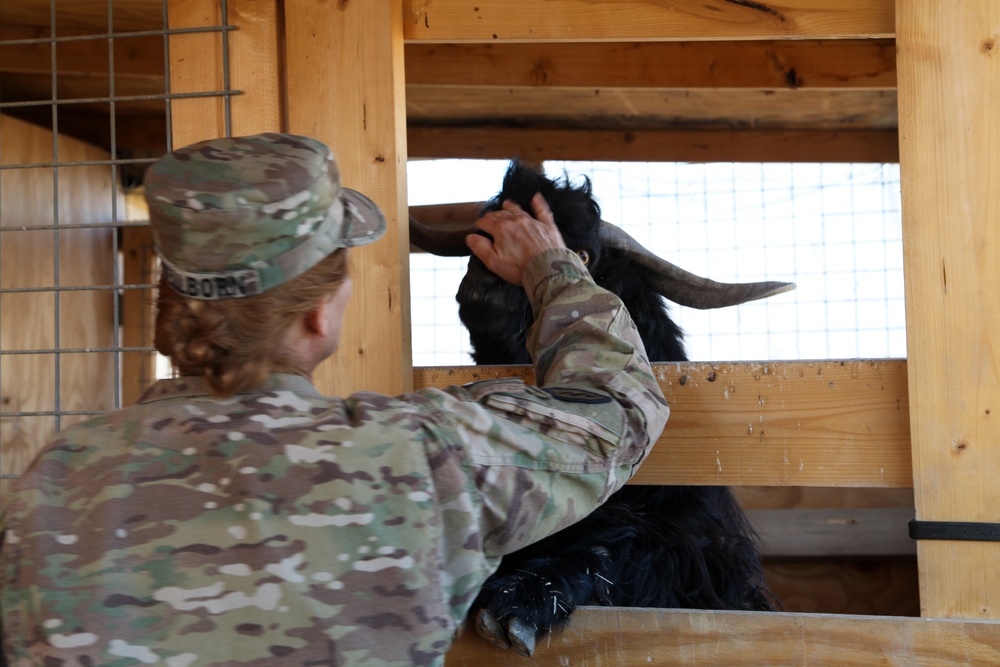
445 607 1000 665
407 87 898 131
413 360 912 488
897 1 1000 620
405 40 897 89
404 0 894 43
750 507 915 557
409 127 900 163
284 0 412 396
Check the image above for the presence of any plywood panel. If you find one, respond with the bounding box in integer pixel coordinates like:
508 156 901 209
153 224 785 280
413 360 912 487
0 115 117 505
897 0 1000 620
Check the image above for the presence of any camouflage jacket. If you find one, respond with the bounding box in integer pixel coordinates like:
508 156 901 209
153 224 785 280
0 248 669 666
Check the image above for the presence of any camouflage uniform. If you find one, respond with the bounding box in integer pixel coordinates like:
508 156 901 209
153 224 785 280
0 134 669 666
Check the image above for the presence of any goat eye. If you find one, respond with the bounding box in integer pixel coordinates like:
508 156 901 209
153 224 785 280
577 249 591 265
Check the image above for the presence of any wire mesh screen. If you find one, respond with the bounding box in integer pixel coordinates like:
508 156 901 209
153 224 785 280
0 1 235 497
408 159 905 367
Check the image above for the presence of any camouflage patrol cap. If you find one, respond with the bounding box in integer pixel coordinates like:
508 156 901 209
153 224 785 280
144 132 386 300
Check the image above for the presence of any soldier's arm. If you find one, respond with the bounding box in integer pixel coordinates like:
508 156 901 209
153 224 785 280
421 251 667 557
469 191 668 489
430 195 669 556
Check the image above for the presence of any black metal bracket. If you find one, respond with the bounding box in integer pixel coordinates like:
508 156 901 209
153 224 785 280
908 519 1000 543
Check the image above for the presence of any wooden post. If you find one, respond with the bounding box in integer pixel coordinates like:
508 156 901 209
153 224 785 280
897 1 1000 619
120 218 156 407
167 0 411 396
284 0 412 396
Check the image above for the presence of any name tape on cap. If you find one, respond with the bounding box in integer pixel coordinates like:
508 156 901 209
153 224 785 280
162 262 263 300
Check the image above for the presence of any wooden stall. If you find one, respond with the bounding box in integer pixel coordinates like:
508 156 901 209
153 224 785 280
1 0 999 663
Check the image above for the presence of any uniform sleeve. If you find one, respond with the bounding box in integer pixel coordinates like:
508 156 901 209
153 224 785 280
423 248 669 558
524 247 669 468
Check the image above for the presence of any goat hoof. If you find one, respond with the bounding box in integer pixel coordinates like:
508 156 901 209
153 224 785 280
507 618 537 657
475 609 512 650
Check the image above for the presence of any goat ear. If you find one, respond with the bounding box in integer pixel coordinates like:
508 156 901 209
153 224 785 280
598 221 795 309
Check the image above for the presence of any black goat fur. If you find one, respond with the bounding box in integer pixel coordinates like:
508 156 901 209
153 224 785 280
462 160 778 645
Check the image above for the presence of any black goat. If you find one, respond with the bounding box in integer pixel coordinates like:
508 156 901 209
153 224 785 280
410 160 792 656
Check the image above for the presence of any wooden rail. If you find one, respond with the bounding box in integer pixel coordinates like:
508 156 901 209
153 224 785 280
414 359 911 487
445 607 1000 665
402 0 895 42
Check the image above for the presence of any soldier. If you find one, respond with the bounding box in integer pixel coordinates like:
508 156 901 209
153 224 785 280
0 133 669 666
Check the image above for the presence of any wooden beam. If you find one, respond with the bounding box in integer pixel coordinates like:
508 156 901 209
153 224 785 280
445 608 1000 665
404 0 895 43
408 127 900 163
750 507 916 557
405 40 897 89
406 87 898 131
285 0 413 396
413 360 912 488
897 1 1000 620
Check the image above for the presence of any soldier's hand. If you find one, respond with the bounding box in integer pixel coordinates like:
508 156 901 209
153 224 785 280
466 193 566 287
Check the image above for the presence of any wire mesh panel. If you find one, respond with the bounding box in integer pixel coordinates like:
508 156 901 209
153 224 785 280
407 159 905 366
0 0 236 502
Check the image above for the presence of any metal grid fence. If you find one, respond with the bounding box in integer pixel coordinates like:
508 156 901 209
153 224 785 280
0 0 235 490
408 160 905 366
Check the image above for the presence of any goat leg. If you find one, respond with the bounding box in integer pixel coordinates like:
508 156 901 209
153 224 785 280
471 544 613 655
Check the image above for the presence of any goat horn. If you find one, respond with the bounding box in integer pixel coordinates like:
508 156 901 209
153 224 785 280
598 221 795 309
408 215 473 257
